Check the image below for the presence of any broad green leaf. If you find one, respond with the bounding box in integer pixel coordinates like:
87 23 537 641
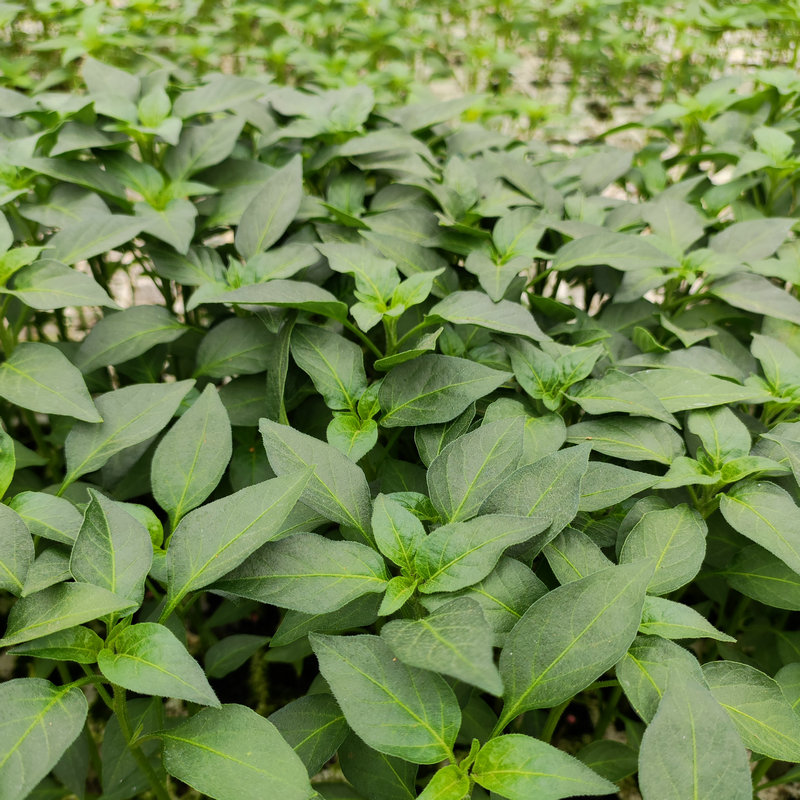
0 583 136 647
568 369 677 425
416 765 470 800
7 626 103 663
382 597 502 695
164 116 244 179
776 664 800 712
46 215 143 263
261 419 372 539
173 76 266 117
720 480 800 575
483 401 566 466
633 367 763 411
0 679 88 800
3 259 116 309
135 198 196 254
575 740 638 783
553 231 679 272
709 217 795 261
187 279 347 321
639 596 734 641
316 242 398 303
643 196 706 252
422 556 547 638
567 417 684 464
578 462 659 512
22 546 70 597
63 380 193 485
379 575 418 616
427 291 548 342
70 489 152 607
161 704 314 800
151 383 232 526
427 417 523 523
194 316 275 378
310 633 461 764
710 272 800 326
291 324 367 411
544 528 613 584
472 734 616 800
327 414 378 462
619 505 707 595
235 156 303 260
0 342 101 422
638 675 751 800
268 694 348 777
379 355 510 428
414 403 476 468
415 515 547 594
752 333 800 394
98 622 219 706
0 504 33 596
76 305 186 373
166 471 311 607
497 561 652 727
703 661 800 761
0 425 12 498
464 251 529 302
205 634 269 679
373 327 443 371
617 635 705 723
338 732 417 800
493 206 547 258
214 532 389 612
371 493 426 572
724 543 800 610
686 405 750 465
482 444 591 537
9 491 82 545
219 375 271 426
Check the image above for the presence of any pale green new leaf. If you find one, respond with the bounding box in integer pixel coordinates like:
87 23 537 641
686 405 751 466
7 626 103 664
327 415 378 462
371 493 426 572
310 633 461 764
98 622 219 706
416 765 470 800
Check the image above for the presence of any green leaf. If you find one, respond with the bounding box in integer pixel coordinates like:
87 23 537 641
381 597 503 695
310 633 460 764
70 489 152 607
472 734 616 800
214 532 390 612
327 414 378 462
427 291 548 342
3 259 116 309
553 231 679 272
235 156 303 259
76 305 186 373
7 626 103 663
617 635 705 723
567 417 684 464
482 444 591 537
291 324 367 411
427 417 523 523
194 317 275 378
135 198 196 254
633 367 764 411
8 491 82 545
0 342 101 422
338 732 416 800
639 596 734 641
416 765 470 800
46 215 143 263
0 504 33 596
544 528 613 584
720 480 800 575
686 405 750 466
371 493 426 572
316 242 399 304
166 471 311 607
703 661 800 761
98 622 219 706
0 425 12 499
464 252 530 304
619 505 707 595
579 462 660 512
710 272 800 326
724 543 800 610
379 575 418 616
205 634 269 679
567 369 677 425
415 515 547 594
63 380 193 485
414 403 476 468
638 674 752 800
164 116 244 179
268 694 348 777
575 740 638 783
151 383 232 526
709 217 795 261
379 355 510 428
498 561 652 727
0 583 136 647
0 678 88 800
261 419 373 539
22 546 70 596
160 704 314 800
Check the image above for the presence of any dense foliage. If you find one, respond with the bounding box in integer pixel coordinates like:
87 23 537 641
2 51 800 800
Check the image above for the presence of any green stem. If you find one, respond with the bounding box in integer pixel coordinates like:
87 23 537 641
78 665 114 710
343 319 383 358
593 686 622 740
751 757 775 790
113 685 172 800
540 700 571 744
393 318 438 351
